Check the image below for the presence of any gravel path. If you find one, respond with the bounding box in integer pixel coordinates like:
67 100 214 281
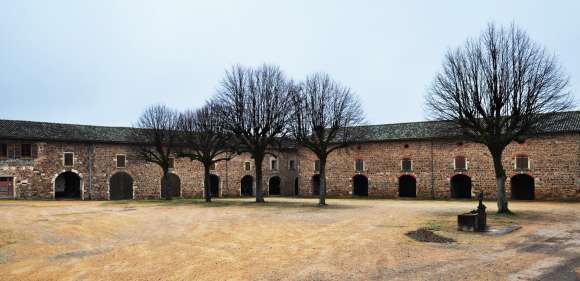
0 198 578 280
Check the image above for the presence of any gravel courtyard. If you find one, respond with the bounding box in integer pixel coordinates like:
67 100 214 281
0 198 578 281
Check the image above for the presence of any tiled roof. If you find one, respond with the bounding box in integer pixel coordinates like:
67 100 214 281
0 111 578 144
354 110 580 142
0 120 136 144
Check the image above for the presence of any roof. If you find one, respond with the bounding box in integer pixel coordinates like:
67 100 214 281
0 120 137 144
354 110 580 142
0 111 579 144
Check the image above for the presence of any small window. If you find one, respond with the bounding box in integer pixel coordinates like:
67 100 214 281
314 160 320 172
209 162 216 170
454 156 467 170
515 155 529 171
271 159 278 171
244 161 251 171
355 159 364 172
0 144 7 158
168 157 175 169
64 152 74 167
289 160 296 171
21 144 32 158
402 159 412 172
116 155 126 168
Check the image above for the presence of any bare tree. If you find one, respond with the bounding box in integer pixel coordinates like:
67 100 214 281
177 102 233 202
291 73 364 205
132 104 180 200
426 23 573 213
216 64 294 203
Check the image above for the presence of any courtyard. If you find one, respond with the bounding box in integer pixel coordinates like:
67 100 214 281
0 198 579 281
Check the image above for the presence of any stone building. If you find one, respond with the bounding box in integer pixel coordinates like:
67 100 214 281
1 111 579 201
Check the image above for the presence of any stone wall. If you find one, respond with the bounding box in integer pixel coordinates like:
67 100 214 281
297 133 580 201
1 132 578 201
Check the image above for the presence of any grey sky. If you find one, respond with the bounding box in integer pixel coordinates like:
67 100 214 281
1 1 578 126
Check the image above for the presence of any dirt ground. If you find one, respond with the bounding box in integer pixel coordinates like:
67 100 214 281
0 198 578 281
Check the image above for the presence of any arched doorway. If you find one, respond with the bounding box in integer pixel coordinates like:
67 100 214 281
241 175 253 196
450 174 472 199
353 175 368 196
55 172 81 199
269 176 281 195
312 175 321 196
210 174 220 197
398 175 416 197
110 172 133 200
161 174 181 198
294 178 299 196
511 174 535 200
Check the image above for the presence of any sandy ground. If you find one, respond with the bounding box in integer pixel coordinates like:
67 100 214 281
0 198 578 281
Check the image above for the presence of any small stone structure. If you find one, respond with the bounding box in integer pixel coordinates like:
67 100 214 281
458 192 487 232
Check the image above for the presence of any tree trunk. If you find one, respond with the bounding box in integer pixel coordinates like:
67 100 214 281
319 158 327 206
491 149 511 214
254 153 265 203
163 170 171 200
204 164 212 203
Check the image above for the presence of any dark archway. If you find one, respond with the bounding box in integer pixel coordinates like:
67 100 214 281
450 174 472 199
55 172 81 199
210 174 220 197
294 178 299 196
269 176 281 195
312 175 321 196
161 174 181 198
398 175 416 197
110 172 133 200
511 174 535 200
241 175 253 196
353 175 368 196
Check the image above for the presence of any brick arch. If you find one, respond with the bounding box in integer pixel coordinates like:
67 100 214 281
52 169 83 200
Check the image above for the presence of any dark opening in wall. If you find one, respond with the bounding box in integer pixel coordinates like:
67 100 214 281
398 175 416 197
55 172 81 199
269 176 281 195
450 174 472 199
241 175 253 196
312 174 321 196
511 174 535 200
210 174 220 197
353 175 368 196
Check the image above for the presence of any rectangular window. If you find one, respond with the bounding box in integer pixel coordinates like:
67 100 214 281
21 144 32 158
271 159 278 171
515 156 529 170
289 160 296 171
355 159 364 172
314 160 320 172
64 152 74 167
402 159 412 172
168 157 175 169
209 162 216 170
116 155 126 168
244 161 251 171
0 144 7 158
454 156 467 170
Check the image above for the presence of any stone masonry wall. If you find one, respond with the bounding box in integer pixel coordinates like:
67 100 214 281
297 133 580 201
1 132 578 201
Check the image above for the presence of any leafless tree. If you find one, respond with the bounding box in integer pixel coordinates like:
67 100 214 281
177 102 233 202
426 23 573 213
215 64 295 203
291 73 365 205
132 104 180 200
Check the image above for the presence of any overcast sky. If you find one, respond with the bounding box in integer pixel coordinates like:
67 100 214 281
1 1 579 127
